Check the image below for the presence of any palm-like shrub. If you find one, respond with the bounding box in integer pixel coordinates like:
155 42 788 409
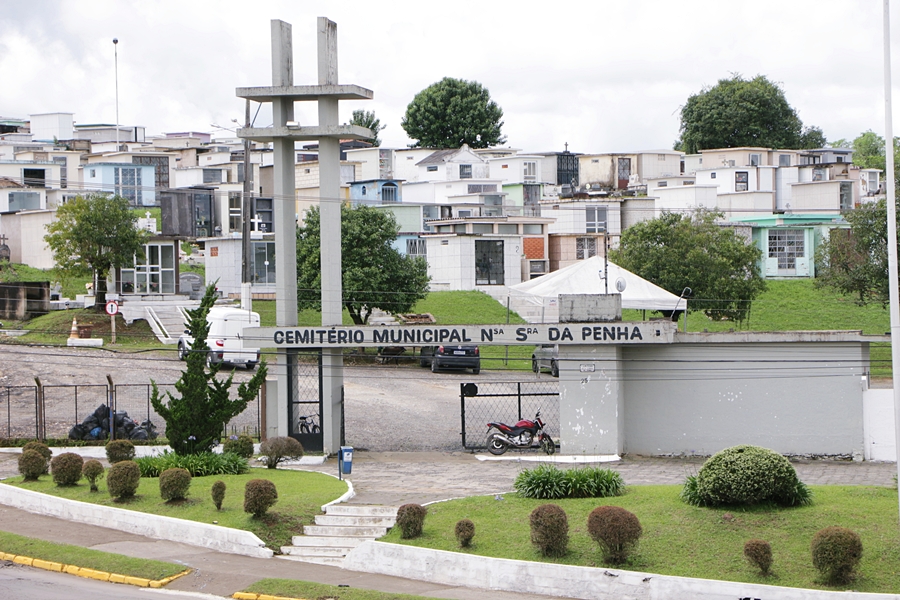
530 504 568 557
105 439 135 464
159 467 192 501
50 452 84 486
135 450 248 477
107 460 141 499
811 526 863 585
82 460 105 492
744 539 773 575
18 449 47 481
455 519 475 548
244 479 278 517
587 506 642 564
395 504 427 539
259 436 304 469
22 441 51 474
211 480 226 510
682 445 811 507
514 464 624 499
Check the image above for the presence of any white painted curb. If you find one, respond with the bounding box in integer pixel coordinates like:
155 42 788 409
0 483 273 559
343 541 900 600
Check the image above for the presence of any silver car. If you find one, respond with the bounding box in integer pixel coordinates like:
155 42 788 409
531 344 559 377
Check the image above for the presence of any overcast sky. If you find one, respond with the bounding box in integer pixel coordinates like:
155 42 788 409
2 0 899 153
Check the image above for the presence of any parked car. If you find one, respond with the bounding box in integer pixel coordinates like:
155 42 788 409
532 344 559 377
177 306 261 369
419 345 480 374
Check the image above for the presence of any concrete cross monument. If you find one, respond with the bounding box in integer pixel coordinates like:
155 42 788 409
237 18 373 454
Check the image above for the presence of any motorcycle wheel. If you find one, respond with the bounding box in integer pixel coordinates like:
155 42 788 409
487 433 508 455
540 434 555 455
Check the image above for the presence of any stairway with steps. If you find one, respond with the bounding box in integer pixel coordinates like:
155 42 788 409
279 504 397 566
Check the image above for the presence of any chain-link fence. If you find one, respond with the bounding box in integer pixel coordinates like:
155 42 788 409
1 382 261 441
460 381 559 449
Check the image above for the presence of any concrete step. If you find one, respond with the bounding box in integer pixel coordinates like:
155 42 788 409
314 515 396 527
325 504 398 517
276 554 345 566
303 524 388 537
290 535 368 547
281 545 349 557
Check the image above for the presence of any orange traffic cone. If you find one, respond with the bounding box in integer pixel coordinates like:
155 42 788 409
69 317 79 339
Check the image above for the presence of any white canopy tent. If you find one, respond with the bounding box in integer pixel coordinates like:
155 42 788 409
507 256 685 323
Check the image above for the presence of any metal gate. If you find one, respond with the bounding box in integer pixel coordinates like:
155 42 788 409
460 381 559 449
287 349 324 452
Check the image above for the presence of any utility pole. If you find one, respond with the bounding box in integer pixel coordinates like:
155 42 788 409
241 99 253 310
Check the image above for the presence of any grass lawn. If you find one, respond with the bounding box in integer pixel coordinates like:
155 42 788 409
15 308 160 349
4 468 347 550
0 529 185 581
381 485 900 594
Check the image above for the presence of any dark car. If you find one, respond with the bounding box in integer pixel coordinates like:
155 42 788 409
419 345 480 374
532 344 559 377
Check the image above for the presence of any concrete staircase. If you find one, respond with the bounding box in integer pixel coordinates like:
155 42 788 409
119 298 198 344
368 309 398 326
279 504 397 566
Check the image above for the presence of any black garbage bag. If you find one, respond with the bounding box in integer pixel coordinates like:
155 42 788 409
129 427 149 441
68 423 88 440
100 418 109 431
140 419 158 440
81 415 99 429
92 404 109 422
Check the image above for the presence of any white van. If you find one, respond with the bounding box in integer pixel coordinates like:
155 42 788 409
177 306 261 369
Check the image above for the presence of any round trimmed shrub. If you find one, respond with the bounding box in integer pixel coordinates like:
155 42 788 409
258 436 303 469
455 519 475 548
587 505 642 564
223 434 255 459
18 449 47 481
211 480 226 510
159 467 192 501
530 504 568 557
107 460 141 499
744 539 773 575
82 459 105 492
244 479 278 517
22 441 51 475
395 504 427 539
686 445 811 507
811 526 863 584
105 439 136 464
50 452 84 486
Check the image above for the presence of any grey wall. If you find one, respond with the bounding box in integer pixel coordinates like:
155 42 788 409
620 342 867 458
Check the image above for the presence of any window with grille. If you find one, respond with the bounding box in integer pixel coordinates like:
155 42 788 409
406 238 426 256
586 206 607 233
382 183 398 202
475 240 504 285
114 166 141 203
576 237 597 260
203 169 222 184
467 184 497 194
524 161 536 180
228 193 242 232
779 154 791 167
768 229 804 269
132 155 169 189
459 164 472 179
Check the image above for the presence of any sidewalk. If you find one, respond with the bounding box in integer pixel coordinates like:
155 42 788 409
0 449 897 599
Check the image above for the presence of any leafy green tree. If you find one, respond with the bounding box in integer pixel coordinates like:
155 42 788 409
677 75 814 154
151 284 267 455
799 125 827 149
815 198 896 306
349 109 386 146
296 205 430 324
401 77 505 149
609 209 766 322
44 194 149 307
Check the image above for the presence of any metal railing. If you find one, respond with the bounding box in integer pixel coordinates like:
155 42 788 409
460 381 559 449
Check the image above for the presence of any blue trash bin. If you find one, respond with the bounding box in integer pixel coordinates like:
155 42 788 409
339 446 353 475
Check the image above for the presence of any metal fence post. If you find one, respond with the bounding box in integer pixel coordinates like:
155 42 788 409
517 381 522 421
34 377 44 440
106 375 115 441
459 383 467 448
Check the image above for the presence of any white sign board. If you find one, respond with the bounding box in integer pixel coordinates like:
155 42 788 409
244 321 677 349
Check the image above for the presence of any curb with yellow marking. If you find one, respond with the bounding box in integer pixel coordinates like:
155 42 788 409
0 550 191 588
233 592 309 600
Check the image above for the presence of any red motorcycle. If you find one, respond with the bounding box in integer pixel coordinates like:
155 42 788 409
486 410 555 455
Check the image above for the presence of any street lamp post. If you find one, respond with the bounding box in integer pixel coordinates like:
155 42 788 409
113 38 119 149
